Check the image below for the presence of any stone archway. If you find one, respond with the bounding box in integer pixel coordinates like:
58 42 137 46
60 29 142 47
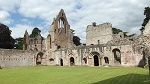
70 57 75 66
90 52 100 66
60 58 63 66
104 57 109 64
112 48 121 64
36 52 44 65
94 55 99 66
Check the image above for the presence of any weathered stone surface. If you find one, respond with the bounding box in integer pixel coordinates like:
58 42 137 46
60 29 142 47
86 23 113 45
0 49 36 68
1 9 149 68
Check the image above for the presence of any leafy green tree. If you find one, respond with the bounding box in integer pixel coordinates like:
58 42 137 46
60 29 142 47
30 27 41 38
73 36 81 46
112 27 135 38
14 38 23 50
142 7 150 27
0 23 15 49
112 28 123 34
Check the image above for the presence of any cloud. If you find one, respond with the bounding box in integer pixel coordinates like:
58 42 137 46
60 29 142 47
10 24 34 38
0 0 19 12
0 10 9 19
18 0 77 20
0 0 150 42
70 0 150 42
0 10 12 25
10 23 49 39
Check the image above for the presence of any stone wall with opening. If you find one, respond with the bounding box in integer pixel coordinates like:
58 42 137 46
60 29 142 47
53 44 143 67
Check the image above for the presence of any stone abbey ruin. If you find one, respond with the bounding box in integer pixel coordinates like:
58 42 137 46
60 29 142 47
0 8 150 68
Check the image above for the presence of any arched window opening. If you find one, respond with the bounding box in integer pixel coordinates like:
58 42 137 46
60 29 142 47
70 57 75 66
112 48 121 64
104 57 109 64
59 18 65 28
94 55 99 66
60 58 63 66
36 52 44 65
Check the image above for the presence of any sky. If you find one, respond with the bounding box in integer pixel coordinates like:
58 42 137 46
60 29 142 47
0 0 150 43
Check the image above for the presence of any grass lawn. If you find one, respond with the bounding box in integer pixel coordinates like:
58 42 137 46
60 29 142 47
0 66 150 84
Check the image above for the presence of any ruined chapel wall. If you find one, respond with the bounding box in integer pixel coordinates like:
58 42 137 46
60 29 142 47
110 45 143 66
0 49 35 68
54 49 81 66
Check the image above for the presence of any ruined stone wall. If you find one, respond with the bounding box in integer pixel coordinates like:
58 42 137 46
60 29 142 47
50 9 74 49
0 49 36 68
54 48 81 66
143 20 150 36
86 23 113 45
52 44 143 67
28 38 46 51
110 45 143 66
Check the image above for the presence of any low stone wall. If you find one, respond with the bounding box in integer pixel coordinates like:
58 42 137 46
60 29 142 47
0 49 36 68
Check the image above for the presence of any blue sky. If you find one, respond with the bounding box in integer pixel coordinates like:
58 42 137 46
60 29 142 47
0 0 150 42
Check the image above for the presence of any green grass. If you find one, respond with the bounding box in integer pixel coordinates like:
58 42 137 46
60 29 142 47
0 66 150 84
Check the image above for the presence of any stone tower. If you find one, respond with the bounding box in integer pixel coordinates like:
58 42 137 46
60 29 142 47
23 30 29 50
86 23 113 45
48 9 74 50
23 28 46 51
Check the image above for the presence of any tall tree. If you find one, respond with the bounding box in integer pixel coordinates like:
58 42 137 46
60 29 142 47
14 38 23 50
112 28 123 34
30 27 41 38
73 36 81 46
142 7 150 27
0 23 15 49
112 27 135 38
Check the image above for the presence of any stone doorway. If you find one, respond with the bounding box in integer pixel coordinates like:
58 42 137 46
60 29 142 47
36 52 44 65
104 57 109 64
70 57 75 66
94 55 99 66
60 58 63 66
112 48 121 64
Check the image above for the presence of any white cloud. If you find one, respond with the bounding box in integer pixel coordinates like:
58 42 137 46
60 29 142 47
10 24 34 38
0 10 12 25
0 0 150 42
18 0 77 20
0 10 9 19
0 0 19 12
10 24 49 39
0 0 19 25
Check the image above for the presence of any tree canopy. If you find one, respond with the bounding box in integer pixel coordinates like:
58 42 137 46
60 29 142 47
14 38 23 50
73 36 81 46
30 27 41 38
0 23 15 49
142 7 150 27
112 28 123 34
112 27 135 38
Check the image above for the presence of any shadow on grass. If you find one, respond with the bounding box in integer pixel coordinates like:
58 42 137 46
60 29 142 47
92 74 150 84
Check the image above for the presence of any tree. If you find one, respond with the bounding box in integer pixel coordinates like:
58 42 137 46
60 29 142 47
142 7 150 27
112 28 123 34
14 38 23 50
0 23 15 49
112 27 135 38
73 36 81 46
30 27 41 38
